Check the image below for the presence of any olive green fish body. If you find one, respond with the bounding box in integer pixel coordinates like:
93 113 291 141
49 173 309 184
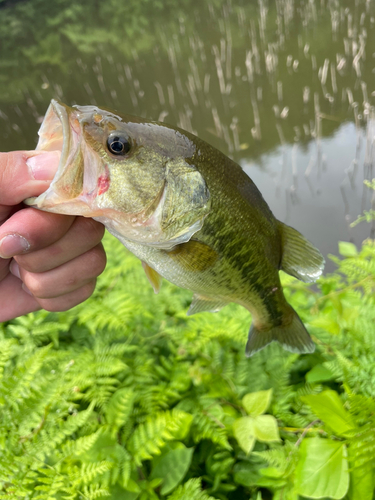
103 130 315 353
25 100 325 356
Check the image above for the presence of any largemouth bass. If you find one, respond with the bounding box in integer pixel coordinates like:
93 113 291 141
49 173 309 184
25 100 324 356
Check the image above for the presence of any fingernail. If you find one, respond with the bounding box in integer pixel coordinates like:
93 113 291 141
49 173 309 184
22 283 33 296
26 151 60 180
0 234 30 258
10 260 21 279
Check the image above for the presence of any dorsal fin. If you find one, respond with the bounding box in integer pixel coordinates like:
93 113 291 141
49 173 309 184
278 222 325 283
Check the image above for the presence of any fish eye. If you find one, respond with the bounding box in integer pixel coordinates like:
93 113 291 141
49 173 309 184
107 132 131 156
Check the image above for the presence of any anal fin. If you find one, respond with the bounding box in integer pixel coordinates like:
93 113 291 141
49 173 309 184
187 294 228 316
142 262 162 294
278 222 325 283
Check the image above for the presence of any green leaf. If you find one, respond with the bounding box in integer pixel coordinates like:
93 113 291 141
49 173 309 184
121 493 140 500
259 467 284 478
124 479 142 494
348 465 374 500
338 241 358 257
348 444 374 500
255 466 288 488
295 438 349 499
233 462 261 487
109 484 140 500
306 364 335 383
256 475 287 489
252 415 280 442
242 389 273 416
150 442 194 495
233 417 256 454
301 390 356 437
273 488 299 500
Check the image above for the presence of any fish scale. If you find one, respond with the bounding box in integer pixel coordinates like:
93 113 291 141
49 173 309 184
25 99 325 356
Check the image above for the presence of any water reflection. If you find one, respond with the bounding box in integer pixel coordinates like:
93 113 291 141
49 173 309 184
243 120 375 263
0 0 374 265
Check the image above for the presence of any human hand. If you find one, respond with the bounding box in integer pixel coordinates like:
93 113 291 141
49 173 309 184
0 151 106 322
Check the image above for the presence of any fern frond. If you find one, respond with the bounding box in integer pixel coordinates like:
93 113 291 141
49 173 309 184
21 405 95 463
192 412 231 450
0 338 16 378
105 388 134 433
167 478 216 500
69 461 113 486
33 468 67 500
81 484 110 500
253 448 287 470
128 410 192 465
4 345 52 409
61 429 102 459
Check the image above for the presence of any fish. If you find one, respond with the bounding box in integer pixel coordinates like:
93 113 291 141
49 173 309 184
25 99 325 356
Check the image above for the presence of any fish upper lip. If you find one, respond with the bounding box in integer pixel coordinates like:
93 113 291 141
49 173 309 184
49 99 71 167
35 99 71 174
35 99 83 197
24 100 87 210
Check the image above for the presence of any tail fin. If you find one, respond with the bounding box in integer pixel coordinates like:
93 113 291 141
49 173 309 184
245 309 315 357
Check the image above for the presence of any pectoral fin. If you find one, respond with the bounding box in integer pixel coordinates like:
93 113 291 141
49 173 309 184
187 294 228 315
161 159 211 240
279 222 325 283
168 240 218 272
142 262 163 294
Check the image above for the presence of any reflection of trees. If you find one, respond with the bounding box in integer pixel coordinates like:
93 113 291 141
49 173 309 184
0 0 374 161
0 0 176 100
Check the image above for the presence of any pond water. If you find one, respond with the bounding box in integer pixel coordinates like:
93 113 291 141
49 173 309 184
0 0 374 270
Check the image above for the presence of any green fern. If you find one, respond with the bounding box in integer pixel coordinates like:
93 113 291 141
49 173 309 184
105 388 134 434
191 412 231 451
167 478 216 500
128 410 192 465
2 230 375 499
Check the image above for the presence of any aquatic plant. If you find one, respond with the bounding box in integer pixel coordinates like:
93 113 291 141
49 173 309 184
1 205 375 499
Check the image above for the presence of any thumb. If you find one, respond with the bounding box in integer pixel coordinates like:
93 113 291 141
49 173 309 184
0 151 60 207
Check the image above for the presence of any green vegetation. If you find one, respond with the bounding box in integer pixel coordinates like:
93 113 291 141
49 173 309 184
1 0 374 494
1 200 375 499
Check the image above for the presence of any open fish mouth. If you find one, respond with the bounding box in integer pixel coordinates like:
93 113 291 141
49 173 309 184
24 100 95 215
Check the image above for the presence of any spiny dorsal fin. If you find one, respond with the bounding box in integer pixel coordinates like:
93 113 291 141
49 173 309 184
278 222 325 283
246 308 315 357
187 294 228 316
142 262 162 294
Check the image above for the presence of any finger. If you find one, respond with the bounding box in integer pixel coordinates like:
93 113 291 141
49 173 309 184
35 279 97 313
12 243 106 299
0 203 22 227
14 217 105 273
0 257 11 281
0 208 75 259
0 272 40 322
0 151 60 210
